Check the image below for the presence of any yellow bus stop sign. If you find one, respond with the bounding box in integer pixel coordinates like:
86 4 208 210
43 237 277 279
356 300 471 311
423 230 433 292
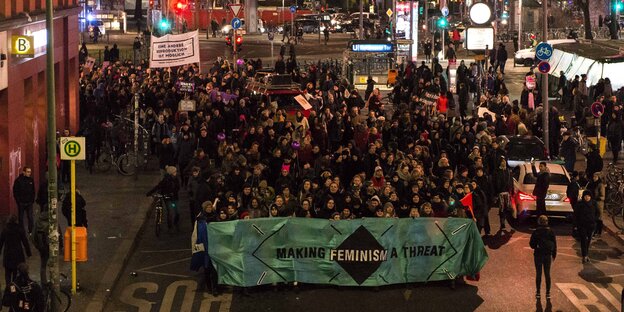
60 137 86 160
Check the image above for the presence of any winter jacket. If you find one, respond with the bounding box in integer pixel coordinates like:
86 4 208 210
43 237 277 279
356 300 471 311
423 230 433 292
0 222 32 269
12 174 35 204
531 165 550 198
574 199 599 227
530 226 557 258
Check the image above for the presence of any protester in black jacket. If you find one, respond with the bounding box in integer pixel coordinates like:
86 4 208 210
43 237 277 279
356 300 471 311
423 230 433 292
147 166 181 230
530 215 557 299
574 190 600 263
12 167 36 234
559 131 578 172
531 161 550 216
471 180 490 236
492 157 513 229
584 143 603 178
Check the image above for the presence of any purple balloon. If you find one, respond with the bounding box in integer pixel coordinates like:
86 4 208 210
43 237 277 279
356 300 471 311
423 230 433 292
291 141 301 150
217 132 226 141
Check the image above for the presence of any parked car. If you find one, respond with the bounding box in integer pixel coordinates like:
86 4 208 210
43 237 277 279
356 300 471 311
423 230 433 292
511 163 573 218
498 135 548 168
513 39 576 66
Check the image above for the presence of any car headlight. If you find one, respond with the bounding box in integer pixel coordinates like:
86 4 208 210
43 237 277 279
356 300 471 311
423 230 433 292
331 20 337 25
336 24 341 29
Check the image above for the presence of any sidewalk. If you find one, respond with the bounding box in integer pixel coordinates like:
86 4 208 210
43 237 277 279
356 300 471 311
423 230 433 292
1 165 160 311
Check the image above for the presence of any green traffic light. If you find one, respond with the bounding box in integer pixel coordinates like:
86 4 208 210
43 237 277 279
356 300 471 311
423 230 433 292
437 18 447 28
160 20 170 30
616 2 623 10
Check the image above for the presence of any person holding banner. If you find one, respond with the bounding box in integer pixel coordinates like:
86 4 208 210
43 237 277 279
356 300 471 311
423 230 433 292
191 200 220 296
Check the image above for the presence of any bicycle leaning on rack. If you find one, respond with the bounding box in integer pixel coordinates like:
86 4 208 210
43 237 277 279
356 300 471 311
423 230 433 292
605 164 624 231
43 273 72 312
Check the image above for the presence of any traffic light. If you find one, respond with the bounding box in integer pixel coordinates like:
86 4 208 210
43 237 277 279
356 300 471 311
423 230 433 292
437 17 448 28
159 19 170 31
174 1 187 14
615 1 623 11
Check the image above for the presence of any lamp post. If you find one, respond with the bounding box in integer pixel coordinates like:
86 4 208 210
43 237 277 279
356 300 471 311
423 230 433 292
542 0 549 155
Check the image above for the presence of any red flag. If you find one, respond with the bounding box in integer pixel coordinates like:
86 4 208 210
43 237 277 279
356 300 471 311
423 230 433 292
460 192 475 220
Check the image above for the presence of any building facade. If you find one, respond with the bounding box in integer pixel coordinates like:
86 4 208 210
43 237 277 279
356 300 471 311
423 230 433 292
0 0 81 215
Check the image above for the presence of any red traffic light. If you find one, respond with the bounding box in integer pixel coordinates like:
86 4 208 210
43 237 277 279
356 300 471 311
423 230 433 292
235 36 242 44
176 2 183 9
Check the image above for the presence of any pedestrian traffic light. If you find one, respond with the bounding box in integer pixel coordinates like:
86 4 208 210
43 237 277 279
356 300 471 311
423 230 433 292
437 17 448 28
159 19 170 31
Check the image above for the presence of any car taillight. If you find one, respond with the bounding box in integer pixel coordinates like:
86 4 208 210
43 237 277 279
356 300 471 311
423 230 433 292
563 197 570 202
518 191 536 201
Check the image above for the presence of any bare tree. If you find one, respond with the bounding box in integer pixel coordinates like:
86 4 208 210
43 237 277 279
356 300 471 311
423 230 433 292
575 0 593 39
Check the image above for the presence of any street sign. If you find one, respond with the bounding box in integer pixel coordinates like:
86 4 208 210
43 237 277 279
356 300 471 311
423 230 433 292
290 5 297 13
11 35 34 58
228 4 243 17
441 6 449 17
232 17 242 30
386 9 393 18
535 42 553 61
60 137 86 160
591 102 605 117
537 61 551 74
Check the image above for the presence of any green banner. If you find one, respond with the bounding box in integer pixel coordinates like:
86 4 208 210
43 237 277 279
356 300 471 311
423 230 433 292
207 218 488 287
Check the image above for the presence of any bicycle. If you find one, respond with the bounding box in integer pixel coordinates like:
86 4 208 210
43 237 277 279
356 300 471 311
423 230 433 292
43 273 72 312
605 163 624 185
606 180 624 230
151 194 170 237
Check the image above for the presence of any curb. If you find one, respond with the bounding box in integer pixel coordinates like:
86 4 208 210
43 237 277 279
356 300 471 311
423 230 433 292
85 190 155 312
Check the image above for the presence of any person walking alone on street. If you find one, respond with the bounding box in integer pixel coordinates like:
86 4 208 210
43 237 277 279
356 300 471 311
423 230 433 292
146 166 181 231
0 215 32 285
323 26 330 45
574 190 599 263
496 43 508 74
530 215 557 299
12 167 35 234
531 160 550 217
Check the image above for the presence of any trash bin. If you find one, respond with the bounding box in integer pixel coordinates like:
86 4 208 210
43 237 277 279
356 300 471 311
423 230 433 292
64 227 88 262
387 69 398 86
587 137 607 157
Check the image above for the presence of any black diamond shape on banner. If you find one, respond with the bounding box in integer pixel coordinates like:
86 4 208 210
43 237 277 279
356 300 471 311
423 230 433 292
334 225 385 285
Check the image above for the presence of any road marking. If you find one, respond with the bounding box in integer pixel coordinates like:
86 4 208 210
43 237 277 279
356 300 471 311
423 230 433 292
161 280 196 312
137 271 192 278
119 282 158 312
557 283 620 312
592 283 621 310
556 251 623 266
136 257 192 271
140 248 192 253
119 280 233 312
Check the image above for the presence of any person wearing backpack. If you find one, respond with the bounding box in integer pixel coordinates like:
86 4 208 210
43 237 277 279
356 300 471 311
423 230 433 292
530 215 557 300
2 263 44 312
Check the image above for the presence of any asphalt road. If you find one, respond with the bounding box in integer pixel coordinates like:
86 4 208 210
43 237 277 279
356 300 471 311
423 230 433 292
104 202 623 312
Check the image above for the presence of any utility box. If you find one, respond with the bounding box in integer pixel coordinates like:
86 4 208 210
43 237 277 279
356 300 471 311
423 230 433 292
64 227 88 262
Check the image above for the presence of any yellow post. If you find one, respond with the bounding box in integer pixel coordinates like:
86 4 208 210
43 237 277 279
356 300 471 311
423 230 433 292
71 159 77 294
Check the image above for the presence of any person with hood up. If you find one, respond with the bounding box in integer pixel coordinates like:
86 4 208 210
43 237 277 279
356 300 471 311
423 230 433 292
529 215 557 299
574 190 600 263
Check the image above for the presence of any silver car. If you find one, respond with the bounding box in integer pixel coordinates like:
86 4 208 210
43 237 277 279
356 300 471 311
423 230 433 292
512 163 574 218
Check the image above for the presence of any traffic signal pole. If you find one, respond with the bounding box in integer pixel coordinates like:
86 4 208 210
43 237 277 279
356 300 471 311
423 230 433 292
542 0 549 155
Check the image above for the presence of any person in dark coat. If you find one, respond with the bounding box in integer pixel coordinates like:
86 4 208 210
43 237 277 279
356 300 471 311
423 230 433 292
584 143 603 178
529 215 557 299
12 167 36 234
606 113 623 163
496 43 508 74
190 201 220 296
471 180 490 236
492 157 513 229
158 136 176 173
531 161 550 216
559 131 578 172
146 166 181 231
61 189 88 228
574 190 599 263
0 215 32 285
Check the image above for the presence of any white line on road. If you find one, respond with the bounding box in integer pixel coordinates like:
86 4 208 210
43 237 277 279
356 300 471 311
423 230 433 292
556 251 623 266
136 257 192 272
140 248 192 253
136 271 192 278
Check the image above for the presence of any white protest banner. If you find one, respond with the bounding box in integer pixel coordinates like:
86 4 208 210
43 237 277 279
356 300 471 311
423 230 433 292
150 30 200 68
